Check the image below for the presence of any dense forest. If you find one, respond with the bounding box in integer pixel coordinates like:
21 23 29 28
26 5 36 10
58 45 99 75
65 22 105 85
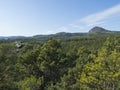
0 29 120 90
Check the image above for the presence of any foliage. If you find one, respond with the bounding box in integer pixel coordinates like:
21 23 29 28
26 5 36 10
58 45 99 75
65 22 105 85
0 34 120 90
79 37 120 90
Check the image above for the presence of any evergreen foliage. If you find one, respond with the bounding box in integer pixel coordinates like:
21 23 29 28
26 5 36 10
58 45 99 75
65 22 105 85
0 34 120 90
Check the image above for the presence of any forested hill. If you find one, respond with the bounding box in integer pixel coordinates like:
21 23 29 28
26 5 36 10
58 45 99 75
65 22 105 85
89 26 111 33
0 27 120 89
0 26 120 41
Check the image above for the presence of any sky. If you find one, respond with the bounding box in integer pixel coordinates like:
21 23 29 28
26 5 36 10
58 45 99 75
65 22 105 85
0 0 120 36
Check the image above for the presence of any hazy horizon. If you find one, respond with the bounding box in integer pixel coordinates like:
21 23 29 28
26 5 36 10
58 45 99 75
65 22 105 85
0 0 120 36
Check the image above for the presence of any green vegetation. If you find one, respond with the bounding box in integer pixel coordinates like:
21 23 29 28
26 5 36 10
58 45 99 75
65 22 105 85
0 30 120 90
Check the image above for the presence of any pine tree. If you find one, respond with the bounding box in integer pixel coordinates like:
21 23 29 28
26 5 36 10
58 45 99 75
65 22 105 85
79 38 120 90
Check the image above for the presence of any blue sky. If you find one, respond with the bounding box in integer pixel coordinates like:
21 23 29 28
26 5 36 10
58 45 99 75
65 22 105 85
0 0 120 36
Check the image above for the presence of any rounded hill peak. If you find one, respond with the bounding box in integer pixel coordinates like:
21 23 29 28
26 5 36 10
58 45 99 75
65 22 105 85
89 26 110 33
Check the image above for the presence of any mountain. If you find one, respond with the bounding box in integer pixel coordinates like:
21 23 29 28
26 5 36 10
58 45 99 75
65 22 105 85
0 26 120 41
33 32 87 41
89 26 111 33
0 36 26 40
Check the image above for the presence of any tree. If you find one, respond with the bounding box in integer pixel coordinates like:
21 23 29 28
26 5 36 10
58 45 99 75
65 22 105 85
37 38 62 83
18 75 43 90
79 38 120 90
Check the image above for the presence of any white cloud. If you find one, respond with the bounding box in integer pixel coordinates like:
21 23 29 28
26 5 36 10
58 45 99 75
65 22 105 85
69 24 85 30
87 21 107 27
80 4 120 24
56 4 120 33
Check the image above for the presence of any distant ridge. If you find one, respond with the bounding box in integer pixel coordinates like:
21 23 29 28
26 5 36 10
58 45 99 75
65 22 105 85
0 26 120 41
89 26 111 33
0 36 26 40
